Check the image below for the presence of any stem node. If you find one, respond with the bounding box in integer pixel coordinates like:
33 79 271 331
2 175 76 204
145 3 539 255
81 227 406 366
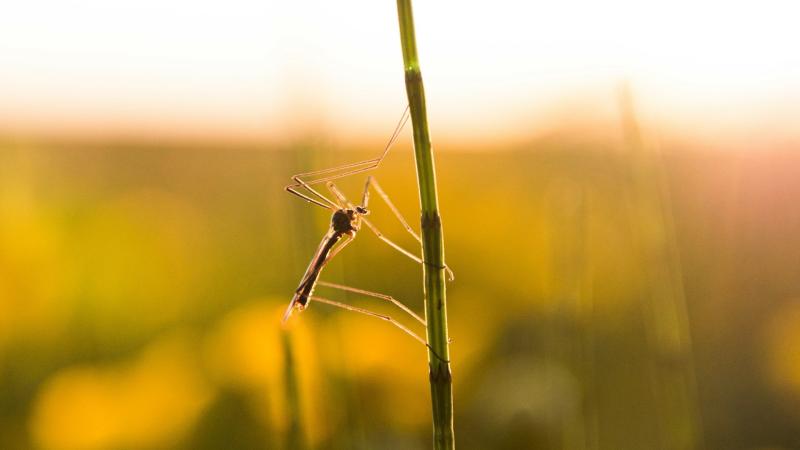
395 0 455 448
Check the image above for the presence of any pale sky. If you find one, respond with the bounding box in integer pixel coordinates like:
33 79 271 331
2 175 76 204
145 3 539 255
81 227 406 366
1 0 798 145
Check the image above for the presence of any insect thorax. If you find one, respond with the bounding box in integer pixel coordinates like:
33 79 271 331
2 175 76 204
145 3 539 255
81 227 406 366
331 209 358 233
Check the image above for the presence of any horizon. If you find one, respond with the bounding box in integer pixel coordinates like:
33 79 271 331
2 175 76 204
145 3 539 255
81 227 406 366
1 0 798 146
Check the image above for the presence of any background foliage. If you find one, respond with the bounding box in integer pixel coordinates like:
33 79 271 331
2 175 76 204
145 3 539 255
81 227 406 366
2 110 799 449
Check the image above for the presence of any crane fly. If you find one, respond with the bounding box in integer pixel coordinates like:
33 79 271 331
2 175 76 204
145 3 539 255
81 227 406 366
282 106 452 360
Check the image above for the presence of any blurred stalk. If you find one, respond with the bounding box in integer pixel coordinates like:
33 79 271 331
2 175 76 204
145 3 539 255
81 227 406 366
282 332 306 450
395 1 454 449
618 83 704 449
546 184 599 450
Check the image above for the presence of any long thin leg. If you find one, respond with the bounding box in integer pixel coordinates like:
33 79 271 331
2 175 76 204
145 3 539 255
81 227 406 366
284 107 410 204
289 106 409 183
326 182 353 210
325 178 414 261
288 169 370 208
311 296 425 344
309 295 448 362
317 280 426 326
361 175 372 210
360 217 423 264
330 180 455 281
288 175 340 209
359 217 455 280
365 176 421 243
362 177 455 280
329 181 451 280
286 184 335 210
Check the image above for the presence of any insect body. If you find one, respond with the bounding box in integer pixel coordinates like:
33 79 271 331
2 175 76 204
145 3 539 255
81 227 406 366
281 107 451 360
283 206 366 322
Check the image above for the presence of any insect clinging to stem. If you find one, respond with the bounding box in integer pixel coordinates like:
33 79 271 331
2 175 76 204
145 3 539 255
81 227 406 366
282 106 452 360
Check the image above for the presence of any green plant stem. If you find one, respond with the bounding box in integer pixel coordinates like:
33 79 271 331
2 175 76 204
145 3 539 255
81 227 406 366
395 1 454 448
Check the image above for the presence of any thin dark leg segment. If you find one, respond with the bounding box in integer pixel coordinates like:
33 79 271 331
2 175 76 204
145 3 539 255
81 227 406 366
361 177 455 280
317 280 426 325
284 106 410 206
366 176 421 243
309 295 448 362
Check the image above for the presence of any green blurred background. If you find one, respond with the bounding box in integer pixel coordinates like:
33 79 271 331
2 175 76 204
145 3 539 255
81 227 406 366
2 95 800 449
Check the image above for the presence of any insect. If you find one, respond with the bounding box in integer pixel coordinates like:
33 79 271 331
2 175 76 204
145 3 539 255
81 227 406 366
282 106 452 358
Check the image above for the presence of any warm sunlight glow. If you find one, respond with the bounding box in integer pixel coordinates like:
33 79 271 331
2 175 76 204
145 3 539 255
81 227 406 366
1 0 798 142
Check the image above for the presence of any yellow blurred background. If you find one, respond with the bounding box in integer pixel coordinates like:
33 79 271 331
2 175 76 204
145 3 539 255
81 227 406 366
2 1 800 449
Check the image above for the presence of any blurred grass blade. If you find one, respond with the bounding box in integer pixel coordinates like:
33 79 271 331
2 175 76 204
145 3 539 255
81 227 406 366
282 331 306 450
618 83 704 449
